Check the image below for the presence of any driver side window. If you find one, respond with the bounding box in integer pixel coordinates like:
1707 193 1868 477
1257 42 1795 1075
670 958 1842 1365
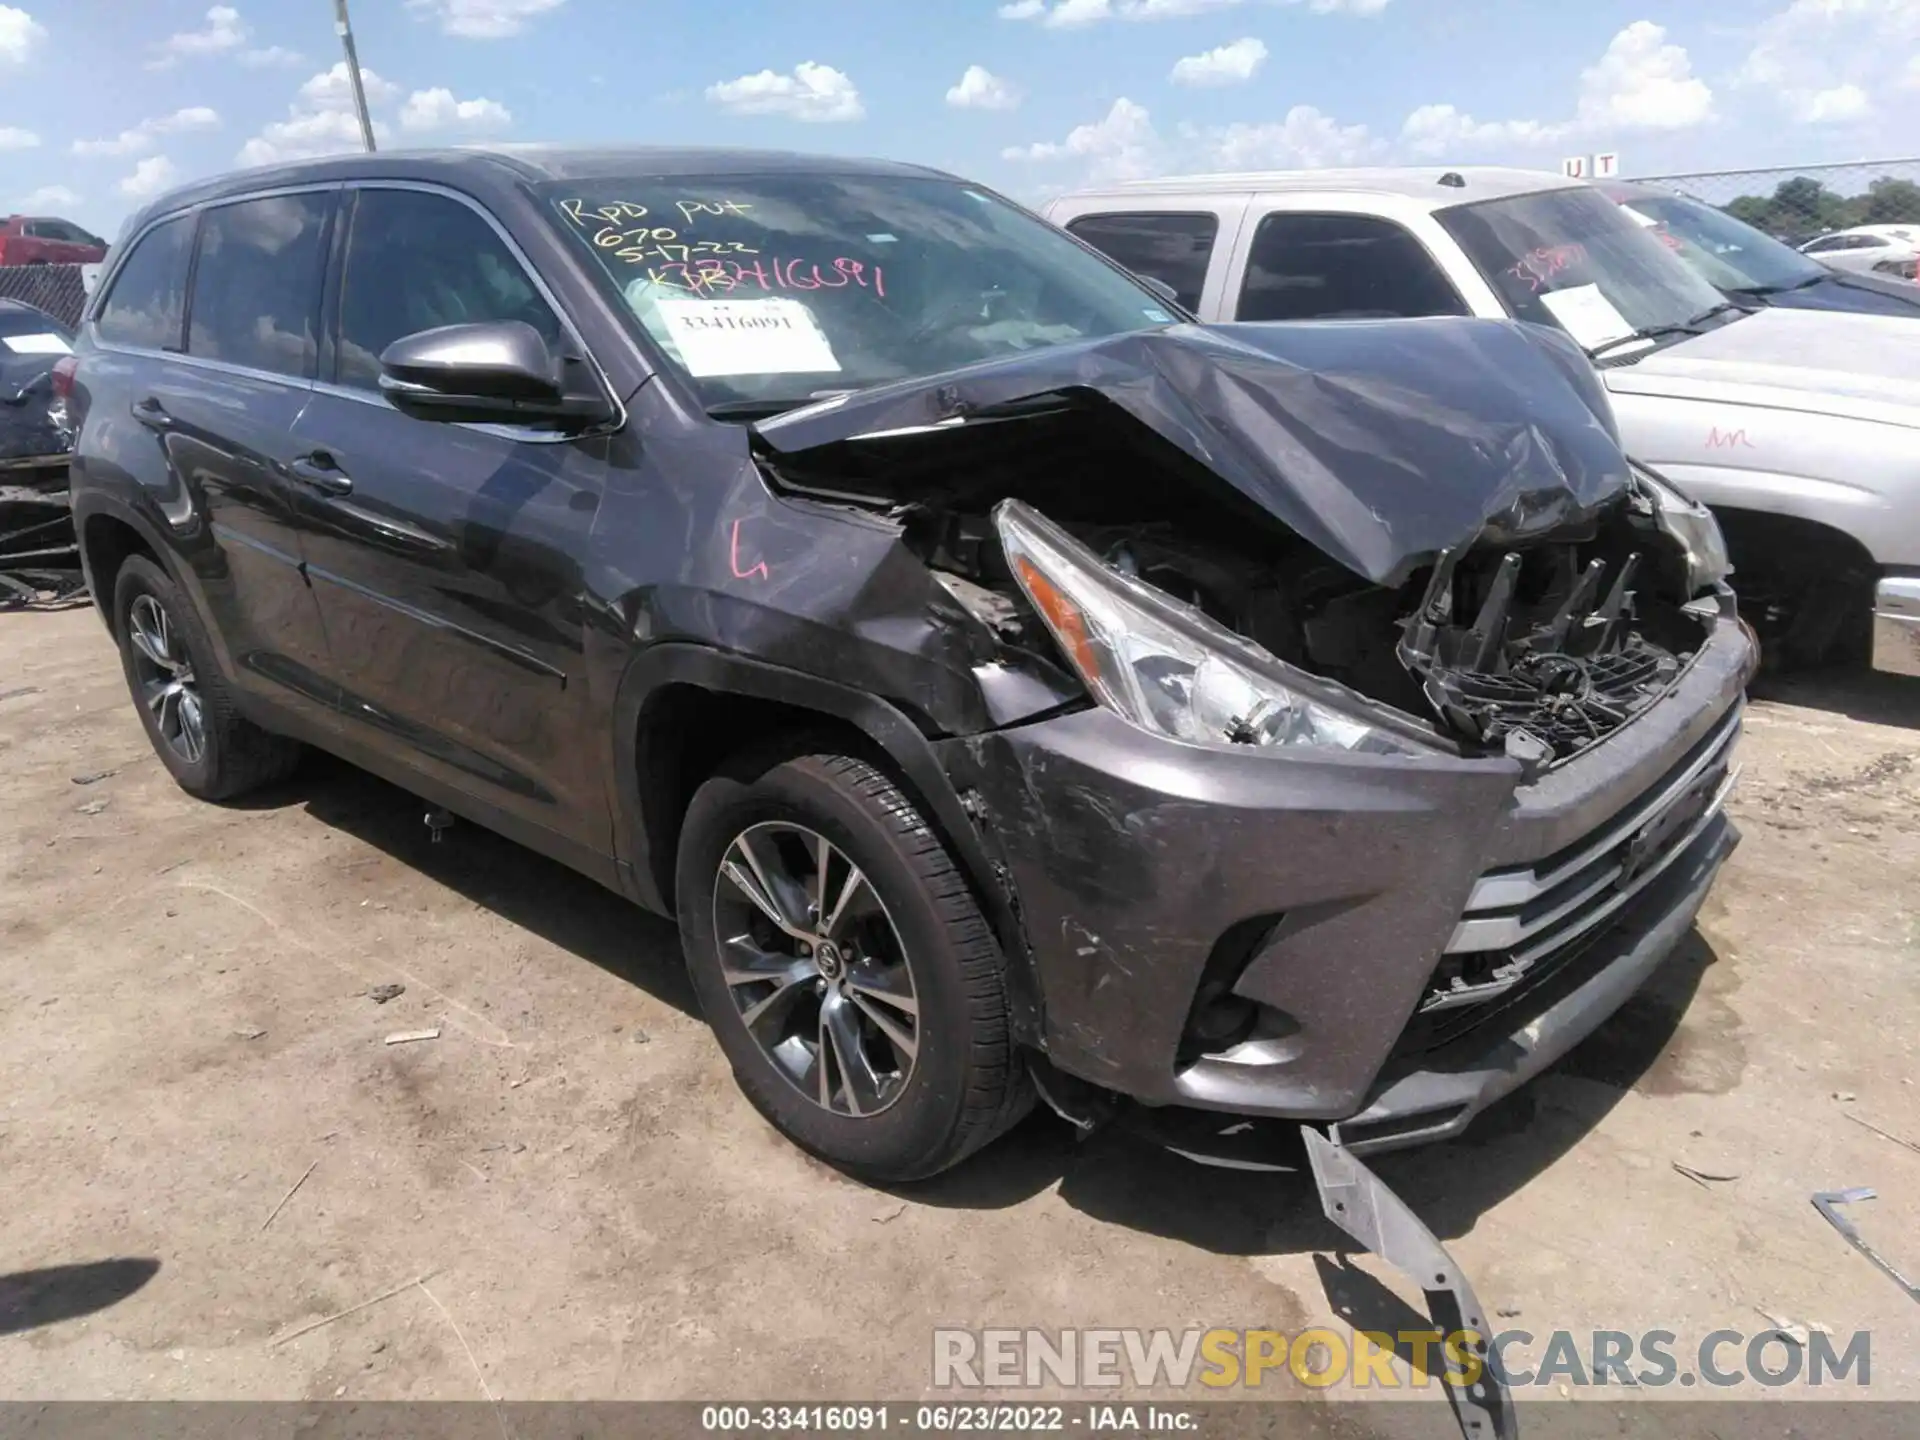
334 187 563 393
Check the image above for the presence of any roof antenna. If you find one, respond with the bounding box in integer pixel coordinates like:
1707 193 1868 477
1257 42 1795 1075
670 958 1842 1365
1437 172 1467 188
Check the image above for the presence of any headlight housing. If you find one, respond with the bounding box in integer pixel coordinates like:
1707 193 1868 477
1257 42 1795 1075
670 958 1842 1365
1633 463 1730 595
994 499 1439 757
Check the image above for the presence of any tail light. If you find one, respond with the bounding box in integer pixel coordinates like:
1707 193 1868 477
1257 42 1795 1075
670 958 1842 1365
1873 258 1919 280
51 355 78 401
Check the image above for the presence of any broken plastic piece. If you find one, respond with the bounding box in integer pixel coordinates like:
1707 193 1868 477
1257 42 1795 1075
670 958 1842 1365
1812 1187 1920 1304
1303 1127 1514 1440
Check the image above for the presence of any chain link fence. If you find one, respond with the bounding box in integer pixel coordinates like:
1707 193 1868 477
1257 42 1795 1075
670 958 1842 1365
1629 157 1920 247
0 263 90 330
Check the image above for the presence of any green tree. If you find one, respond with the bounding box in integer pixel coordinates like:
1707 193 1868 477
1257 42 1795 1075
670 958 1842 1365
1859 177 1920 224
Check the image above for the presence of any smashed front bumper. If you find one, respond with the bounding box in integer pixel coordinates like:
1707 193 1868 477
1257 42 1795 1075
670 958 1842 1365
942 600 1749 1153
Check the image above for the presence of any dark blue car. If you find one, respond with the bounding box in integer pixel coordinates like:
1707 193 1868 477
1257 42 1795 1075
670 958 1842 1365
1600 179 1920 316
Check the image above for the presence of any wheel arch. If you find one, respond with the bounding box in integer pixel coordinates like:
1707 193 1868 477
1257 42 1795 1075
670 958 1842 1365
613 643 1045 1045
76 505 167 638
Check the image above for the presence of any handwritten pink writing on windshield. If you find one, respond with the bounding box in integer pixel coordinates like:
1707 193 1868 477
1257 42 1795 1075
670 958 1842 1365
648 257 885 298
1507 244 1588 293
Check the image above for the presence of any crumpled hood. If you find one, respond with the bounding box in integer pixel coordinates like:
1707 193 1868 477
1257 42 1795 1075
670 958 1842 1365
754 318 1632 587
1605 305 1920 428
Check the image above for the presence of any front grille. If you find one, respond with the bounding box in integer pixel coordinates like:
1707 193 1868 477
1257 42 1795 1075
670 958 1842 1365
1396 700 1741 1056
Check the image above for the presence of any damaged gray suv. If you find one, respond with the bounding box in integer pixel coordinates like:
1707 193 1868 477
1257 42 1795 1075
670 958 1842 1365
66 148 1749 1181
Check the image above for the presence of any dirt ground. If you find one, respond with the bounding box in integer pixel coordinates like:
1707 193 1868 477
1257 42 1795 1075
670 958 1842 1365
3 601 1918 1412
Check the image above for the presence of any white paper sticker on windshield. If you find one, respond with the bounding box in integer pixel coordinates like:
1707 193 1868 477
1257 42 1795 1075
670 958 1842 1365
0 331 71 355
1538 284 1651 356
655 298 840 378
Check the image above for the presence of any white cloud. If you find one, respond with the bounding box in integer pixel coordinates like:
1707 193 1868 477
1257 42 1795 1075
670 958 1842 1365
1400 103 1564 157
1741 0 1919 127
118 156 180 199
1798 82 1872 123
299 61 402 111
1002 0 1387 23
706 62 864 122
235 65 398 166
407 0 566 39
242 45 304 68
1170 37 1268 87
17 184 79 209
946 65 1022 111
1003 97 1164 183
0 5 46 65
72 107 220 159
1575 20 1712 132
400 87 513 131
150 4 244 68
237 108 387 167
0 125 39 150
1190 104 1380 170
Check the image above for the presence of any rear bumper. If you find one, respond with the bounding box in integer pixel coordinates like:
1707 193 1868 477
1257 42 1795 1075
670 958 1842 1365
1874 575 1920 677
941 603 1750 1134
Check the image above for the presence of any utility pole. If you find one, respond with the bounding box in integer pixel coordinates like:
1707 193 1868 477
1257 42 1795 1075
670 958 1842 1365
333 0 377 152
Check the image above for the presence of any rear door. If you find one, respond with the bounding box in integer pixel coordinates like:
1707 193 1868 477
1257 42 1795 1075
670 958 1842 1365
1049 197 1248 318
1224 209 1475 322
291 183 608 850
150 189 339 724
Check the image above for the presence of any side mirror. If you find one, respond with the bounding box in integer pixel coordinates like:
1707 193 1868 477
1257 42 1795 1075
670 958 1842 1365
378 321 612 428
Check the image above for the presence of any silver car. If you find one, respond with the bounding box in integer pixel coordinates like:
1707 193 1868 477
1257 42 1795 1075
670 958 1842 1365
1046 167 1920 677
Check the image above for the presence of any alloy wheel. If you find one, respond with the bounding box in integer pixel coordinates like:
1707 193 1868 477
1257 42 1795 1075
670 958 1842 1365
711 822 920 1117
127 593 207 765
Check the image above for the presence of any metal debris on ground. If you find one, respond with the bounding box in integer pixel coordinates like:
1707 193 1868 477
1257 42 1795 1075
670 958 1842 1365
0 686 42 702
872 1202 907 1224
269 1270 439 1347
367 983 406 1005
1753 1308 1811 1347
233 1027 267 1041
1672 1161 1741 1188
260 1159 319 1232
1844 1112 1920 1156
76 799 108 816
384 1028 440 1046
70 769 117 785
1812 1187 1920 1304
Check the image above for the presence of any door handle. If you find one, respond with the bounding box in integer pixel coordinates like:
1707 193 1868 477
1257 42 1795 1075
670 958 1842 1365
131 397 173 431
288 451 353 496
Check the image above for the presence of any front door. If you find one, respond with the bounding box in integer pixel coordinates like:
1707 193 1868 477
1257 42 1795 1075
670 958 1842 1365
292 185 607 850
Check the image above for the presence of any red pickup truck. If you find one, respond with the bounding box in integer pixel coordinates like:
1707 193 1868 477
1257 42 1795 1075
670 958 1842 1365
0 216 108 266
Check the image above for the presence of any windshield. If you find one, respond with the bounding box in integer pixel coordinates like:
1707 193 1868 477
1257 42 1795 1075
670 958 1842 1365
1436 186 1736 357
541 174 1178 413
1614 192 1826 294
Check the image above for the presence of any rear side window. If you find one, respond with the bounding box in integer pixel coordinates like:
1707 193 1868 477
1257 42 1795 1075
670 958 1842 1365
94 214 194 351
1236 212 1469 322
1065 212 1217 311
187 192 331 379
334 188 563 392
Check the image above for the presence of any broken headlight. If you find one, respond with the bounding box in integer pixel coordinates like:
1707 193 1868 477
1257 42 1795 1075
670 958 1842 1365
995 499 1434 756
1634 463 1729 595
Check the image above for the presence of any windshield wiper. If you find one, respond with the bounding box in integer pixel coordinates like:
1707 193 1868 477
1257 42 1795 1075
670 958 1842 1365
1737 274 1825 297
705 399 810 422
1585 301 1746 361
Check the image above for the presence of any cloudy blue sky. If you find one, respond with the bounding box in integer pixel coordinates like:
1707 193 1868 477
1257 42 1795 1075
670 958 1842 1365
3 1 1917 237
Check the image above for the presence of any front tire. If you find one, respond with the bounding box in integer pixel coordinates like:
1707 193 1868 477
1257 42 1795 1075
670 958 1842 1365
112 555 303 801
676 749 1031 1182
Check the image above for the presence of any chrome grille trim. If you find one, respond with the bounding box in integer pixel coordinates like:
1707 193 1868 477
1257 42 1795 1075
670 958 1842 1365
1446 701 1742 956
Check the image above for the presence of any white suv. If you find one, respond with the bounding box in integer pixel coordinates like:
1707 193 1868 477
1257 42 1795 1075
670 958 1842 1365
1046 167 1920 676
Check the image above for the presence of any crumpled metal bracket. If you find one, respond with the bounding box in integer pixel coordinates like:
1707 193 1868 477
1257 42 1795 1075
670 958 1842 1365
1302 1127 1516 1440
1813 1187 1919 1304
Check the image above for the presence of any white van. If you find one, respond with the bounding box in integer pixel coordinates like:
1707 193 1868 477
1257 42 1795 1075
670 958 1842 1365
1045 167 1920 676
